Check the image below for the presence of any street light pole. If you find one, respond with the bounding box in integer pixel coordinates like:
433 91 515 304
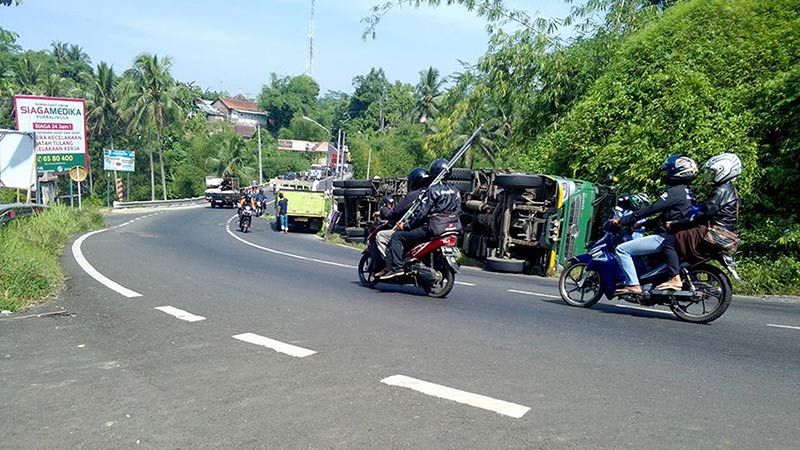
257 124 263 185
302 115 341 179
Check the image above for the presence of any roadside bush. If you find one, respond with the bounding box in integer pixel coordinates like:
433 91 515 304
0 205 103 311
737 256 800 296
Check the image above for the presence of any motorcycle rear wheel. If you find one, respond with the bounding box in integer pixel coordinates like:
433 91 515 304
358 253 380 288
669 263 731 324
559 262 603 308
423 257 455 298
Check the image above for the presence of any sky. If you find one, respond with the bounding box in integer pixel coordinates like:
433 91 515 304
1 0 572 98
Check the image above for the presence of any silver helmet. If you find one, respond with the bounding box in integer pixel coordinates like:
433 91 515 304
702 153 742 184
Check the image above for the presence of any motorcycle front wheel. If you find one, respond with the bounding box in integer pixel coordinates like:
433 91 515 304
559 261 603 308
358 253 380 288
669 263 732 324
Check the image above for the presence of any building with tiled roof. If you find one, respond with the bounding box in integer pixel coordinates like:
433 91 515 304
211 95 267 138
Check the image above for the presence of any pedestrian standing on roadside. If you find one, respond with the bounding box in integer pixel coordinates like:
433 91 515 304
277 192 288 233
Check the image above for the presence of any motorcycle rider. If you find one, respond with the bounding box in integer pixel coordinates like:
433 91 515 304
378 159 462 279
611 154 697 294
373 168 430 264
237 191 256 211
669 153 742 261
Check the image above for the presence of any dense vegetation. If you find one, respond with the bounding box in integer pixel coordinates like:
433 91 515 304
0 205 103 311
1 0 798 294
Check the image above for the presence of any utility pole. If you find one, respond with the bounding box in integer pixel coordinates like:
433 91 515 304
306 0 315 76
257 124 263 185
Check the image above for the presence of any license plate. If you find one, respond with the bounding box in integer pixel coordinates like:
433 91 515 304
442 247 459 256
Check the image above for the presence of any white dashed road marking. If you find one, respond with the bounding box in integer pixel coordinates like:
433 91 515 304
766 324 800 331
233 333 317 358
381 375 530 419
455 281 476 287
507 289 560 299
154 306 206 322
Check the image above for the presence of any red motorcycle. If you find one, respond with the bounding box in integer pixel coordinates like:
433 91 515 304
358 221 461 298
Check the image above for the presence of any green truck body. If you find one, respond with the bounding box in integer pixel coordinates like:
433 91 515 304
276 188 326 232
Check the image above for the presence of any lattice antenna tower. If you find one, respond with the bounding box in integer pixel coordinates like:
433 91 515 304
306 0 315 76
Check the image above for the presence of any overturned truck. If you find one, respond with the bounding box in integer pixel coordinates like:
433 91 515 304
332 169 613 276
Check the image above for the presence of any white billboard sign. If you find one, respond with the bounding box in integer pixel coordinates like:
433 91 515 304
14 95 88 175
0 130 36 189
103 149 135 172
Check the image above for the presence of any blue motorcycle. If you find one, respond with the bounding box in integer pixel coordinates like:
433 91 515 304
558 205 740 324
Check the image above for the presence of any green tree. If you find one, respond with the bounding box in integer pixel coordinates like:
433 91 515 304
413 66 445 125
258 73 320 134
120 53 184 200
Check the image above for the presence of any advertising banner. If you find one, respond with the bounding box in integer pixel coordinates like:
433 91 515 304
0 130 36 189
14 95 88 175
103 149 135 172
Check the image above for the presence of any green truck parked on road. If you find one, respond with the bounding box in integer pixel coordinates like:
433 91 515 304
273 187 326 233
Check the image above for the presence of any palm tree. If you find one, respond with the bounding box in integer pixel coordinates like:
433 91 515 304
14 54 41 94
413 66 445 125
119 53 182 200
87 62 119 149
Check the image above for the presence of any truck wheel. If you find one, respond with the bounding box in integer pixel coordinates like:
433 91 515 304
335 180 374 189
494 174 542 189
484 257 526 273
343 188 374 197
450 180 474 194
210 202 216 208
450 168 474 181
332 188 346 196
346 227 366 237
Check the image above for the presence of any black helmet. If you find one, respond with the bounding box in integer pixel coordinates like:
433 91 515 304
429 158 449 180
661 154 698 185
407 167 431 191
382 195 395 206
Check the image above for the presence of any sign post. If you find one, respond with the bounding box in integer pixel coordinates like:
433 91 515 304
103 149 134 202
69 166 87 210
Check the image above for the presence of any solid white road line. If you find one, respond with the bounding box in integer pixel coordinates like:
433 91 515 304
72 230 142 298
381 375 530 419
507 289 560 299
232 332 316 358
154 306 206 322
766 324 800 331
614 304 674 315
225 216 357 269
455 281 476 287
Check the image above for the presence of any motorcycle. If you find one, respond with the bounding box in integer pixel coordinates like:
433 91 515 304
239 204 253 233
558 204 741 324
358 221 461 298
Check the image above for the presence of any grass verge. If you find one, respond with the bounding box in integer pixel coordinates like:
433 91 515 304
0 205 104 311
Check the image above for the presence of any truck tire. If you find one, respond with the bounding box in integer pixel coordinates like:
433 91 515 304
484 257 526 273
346 236 366 244
450 180 474 194
332 188 346 197
334 180 373 189
346 227 366 237
210 202 216 208
343 188 374 197
494 174 543 189
450 168 473 181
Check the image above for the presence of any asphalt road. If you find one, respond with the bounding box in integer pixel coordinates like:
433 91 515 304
2 206 798 450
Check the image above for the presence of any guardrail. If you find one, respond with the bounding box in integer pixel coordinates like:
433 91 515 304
112 197 207 209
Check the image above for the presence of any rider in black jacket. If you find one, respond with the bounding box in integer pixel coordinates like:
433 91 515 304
612 154 698 294
373 168 429 263
378 159 461 279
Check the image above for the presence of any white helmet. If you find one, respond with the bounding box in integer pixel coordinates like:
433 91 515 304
702 153 742 184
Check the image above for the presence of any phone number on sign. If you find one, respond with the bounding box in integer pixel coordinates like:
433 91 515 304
38 154 75 163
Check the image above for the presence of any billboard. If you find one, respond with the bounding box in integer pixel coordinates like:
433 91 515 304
103 149 135 172
14 95 88 175
277 139 330 152
0 130 36 189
